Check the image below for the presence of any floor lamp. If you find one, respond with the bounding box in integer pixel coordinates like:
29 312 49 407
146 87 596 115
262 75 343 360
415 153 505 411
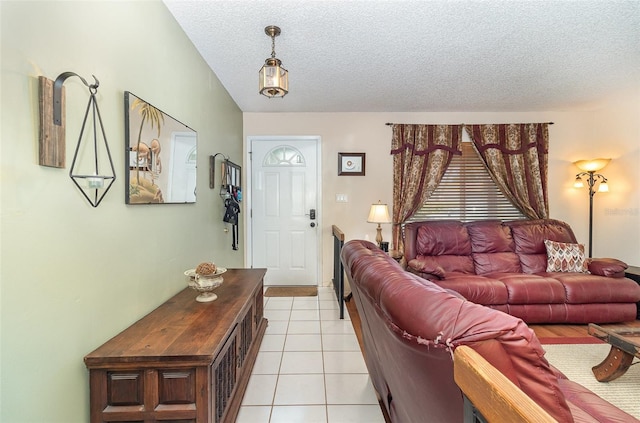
573 158 610 258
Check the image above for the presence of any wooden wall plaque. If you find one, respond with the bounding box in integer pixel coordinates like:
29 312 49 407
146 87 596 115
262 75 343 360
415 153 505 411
38 76 65 168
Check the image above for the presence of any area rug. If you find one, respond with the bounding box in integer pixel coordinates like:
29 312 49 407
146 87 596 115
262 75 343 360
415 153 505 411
538 336 603 345
543 343 640 418
264 286 318 297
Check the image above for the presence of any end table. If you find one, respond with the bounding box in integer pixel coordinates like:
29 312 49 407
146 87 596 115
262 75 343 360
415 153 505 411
625 265 640 319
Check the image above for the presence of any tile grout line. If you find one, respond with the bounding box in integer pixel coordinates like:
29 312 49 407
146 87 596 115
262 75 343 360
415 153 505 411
267 297 291 422
320 297 329 423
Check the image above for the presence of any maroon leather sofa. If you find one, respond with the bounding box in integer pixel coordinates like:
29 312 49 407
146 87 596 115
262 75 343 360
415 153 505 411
403 219 640 323
342 239 639 423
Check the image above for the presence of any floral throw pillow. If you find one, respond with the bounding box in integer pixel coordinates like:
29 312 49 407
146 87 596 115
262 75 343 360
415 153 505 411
544 239 589 273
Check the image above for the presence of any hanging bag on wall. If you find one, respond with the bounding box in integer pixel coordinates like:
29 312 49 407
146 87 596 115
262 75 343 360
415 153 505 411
223 197 240 250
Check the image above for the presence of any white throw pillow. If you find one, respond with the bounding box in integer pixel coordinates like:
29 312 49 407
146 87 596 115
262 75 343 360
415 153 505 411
544 239 589 273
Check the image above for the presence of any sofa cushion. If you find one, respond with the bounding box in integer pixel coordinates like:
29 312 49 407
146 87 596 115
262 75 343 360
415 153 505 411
466 220 515 253
544 240 589 273
508 219 577 254
416 221 471 256
435 274 509 304
507 219 578 273
518 253 549 275
543 272 640 304
472 252 522 275
465 220 523 274
490 273 567 304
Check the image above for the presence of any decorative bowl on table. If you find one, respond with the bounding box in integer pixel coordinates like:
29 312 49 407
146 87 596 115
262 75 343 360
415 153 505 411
184 267 227 302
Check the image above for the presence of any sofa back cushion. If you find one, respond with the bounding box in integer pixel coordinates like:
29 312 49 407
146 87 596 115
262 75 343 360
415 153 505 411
412 221 474 274
506 219 578 274
472 253 522 274
405 219 581 276
466 220 522 274
466 220 515 253
416 220 472 255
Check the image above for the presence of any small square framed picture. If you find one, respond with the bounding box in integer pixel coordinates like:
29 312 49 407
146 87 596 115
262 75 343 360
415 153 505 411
338 152 366 176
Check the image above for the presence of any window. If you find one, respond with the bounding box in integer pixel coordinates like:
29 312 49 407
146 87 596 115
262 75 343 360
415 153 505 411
263 145 306 167
408 142 526 222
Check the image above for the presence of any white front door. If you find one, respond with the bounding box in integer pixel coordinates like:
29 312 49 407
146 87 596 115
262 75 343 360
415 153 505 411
250 138 319 286
167 132 196 202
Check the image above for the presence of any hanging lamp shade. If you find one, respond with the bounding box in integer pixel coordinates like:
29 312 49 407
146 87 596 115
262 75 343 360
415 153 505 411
259 58 288 97
259 26 288 98
574 158 610 172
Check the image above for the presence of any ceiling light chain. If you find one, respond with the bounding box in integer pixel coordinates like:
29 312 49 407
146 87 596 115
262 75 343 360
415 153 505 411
259 25 289 98
270 31 277 59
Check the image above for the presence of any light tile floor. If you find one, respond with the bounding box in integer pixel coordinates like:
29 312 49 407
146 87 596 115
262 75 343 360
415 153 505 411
237 287 386 423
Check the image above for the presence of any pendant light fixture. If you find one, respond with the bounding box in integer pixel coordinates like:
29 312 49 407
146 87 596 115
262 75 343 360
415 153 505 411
259 25 289 98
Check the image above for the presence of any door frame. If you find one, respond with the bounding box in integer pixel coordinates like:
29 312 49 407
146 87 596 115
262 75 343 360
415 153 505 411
245 135 323 285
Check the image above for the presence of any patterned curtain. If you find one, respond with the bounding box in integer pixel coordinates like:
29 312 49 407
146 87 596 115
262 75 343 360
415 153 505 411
465 123 549 219
391 124 463 251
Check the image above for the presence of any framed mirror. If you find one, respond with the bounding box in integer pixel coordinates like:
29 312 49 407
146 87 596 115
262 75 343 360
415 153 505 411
125 92 197 204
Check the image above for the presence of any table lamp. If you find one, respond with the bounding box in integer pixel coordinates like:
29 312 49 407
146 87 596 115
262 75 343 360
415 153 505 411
367 201 391 247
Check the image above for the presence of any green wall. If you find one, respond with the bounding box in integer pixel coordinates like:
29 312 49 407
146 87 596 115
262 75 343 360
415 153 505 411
0 1 243 421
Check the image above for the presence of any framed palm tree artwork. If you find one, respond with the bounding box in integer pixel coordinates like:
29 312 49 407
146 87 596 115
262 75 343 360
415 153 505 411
124 92 197 204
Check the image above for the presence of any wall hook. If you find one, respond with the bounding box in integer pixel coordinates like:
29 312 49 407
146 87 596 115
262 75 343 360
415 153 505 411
53 72 98 125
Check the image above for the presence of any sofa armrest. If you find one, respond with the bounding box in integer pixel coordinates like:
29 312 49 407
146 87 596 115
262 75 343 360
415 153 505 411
406 267 443 281
407 258 446 280
453 346 558 423
588 258 628 278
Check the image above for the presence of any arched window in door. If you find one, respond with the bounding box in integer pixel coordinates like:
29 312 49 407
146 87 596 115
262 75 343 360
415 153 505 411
263 145 306 166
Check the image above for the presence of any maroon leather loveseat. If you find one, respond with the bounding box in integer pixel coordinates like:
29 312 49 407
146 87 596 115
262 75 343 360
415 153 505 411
404 219 640 323
342 239 638 422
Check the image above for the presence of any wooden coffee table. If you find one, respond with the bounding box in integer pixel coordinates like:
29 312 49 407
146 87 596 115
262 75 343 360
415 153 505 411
588 323 640 382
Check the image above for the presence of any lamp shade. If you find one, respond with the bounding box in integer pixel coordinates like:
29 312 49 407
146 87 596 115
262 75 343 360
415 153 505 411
573 176 584 189
598 181 609 192
367 202 391 224
259 58 288 98
574 158 610 172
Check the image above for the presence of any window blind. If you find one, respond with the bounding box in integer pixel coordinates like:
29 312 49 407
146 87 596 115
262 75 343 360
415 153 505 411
408 142 526 222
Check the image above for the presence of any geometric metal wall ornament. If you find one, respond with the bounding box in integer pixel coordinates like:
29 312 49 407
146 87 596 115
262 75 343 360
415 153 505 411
53 72 116 207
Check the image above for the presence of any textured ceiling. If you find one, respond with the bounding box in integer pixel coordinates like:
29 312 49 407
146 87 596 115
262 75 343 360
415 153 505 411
164 0 640 113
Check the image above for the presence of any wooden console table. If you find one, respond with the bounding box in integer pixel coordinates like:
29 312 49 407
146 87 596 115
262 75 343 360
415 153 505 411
84 268 267 423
